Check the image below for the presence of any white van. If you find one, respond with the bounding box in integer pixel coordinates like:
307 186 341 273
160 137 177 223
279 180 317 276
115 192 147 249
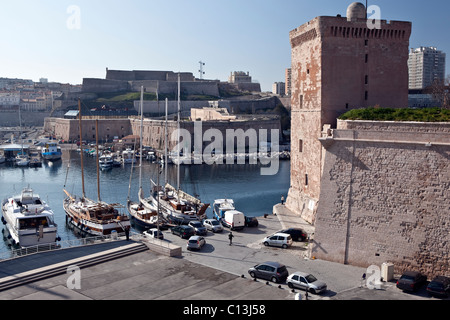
222 210 245 231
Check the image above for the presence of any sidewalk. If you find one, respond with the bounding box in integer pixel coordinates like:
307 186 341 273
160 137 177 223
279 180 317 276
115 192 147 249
273 203 315 258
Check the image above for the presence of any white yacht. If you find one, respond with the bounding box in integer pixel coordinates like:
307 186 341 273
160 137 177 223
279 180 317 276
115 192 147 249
99 153 113 170
122 148 136 164
15 154 30 167
1 187 59 248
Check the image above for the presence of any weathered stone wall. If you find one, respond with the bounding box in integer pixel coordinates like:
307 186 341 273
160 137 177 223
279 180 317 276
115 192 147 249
286 14 412 224
129 118 282 152
0 111 51 127
44 118 132 142
313 121 450 278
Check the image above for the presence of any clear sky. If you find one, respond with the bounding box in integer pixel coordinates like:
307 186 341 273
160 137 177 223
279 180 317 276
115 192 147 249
0 0 449 92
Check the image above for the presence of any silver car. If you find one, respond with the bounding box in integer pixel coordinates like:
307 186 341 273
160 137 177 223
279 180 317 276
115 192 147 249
203 219 223 233
287 272 327 294
187 236 206 251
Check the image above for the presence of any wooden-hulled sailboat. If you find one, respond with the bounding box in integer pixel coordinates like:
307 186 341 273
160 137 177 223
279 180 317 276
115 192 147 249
146 75 209 225
127 87 163 229
63 100 130 236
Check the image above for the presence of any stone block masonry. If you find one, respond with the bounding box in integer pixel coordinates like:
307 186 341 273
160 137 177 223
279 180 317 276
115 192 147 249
313 120 450 278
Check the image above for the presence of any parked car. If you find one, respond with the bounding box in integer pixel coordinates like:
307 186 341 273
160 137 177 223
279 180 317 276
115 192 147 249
171 225 195 239
203 219 224 233
245 216 259 227
187 236 206 251
277 228 307 242
248 261 289 284
143 228 164 240
188 221 207 236
396 271 427 292
263 233 293 249
287 272 327 294
427 276 450 298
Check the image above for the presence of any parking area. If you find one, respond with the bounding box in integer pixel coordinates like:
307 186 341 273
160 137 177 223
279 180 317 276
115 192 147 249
0 210 446 301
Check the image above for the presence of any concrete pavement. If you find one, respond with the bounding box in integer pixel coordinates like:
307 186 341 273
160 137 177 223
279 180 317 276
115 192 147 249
0 204 443 301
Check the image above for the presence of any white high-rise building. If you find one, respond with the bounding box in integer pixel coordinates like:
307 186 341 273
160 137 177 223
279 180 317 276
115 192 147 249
408 47 446 90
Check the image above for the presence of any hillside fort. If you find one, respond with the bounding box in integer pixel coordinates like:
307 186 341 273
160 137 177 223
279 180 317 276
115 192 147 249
286 2 449 277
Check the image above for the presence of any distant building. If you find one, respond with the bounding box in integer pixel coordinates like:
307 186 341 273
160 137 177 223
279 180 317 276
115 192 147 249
272 82 285 96
228 71 252 84
0 91 20 107
408 47 446 90
285 68 292 96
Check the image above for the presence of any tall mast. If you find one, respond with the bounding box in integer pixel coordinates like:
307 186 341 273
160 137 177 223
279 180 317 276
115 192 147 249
78 99 86 199
139 86 144 191
164 98 168 188
95 119 101 202
177 73 181 192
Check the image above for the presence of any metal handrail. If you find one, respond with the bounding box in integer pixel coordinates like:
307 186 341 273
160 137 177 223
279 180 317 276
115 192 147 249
0 231 141 261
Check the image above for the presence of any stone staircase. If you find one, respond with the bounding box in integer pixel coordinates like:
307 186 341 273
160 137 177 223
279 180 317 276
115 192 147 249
0 242 148 292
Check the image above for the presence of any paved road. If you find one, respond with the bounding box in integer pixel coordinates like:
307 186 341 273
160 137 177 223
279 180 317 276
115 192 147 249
0 210 445 302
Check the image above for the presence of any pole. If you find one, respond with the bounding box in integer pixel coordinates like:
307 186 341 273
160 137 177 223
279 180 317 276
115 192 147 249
165 98 168 188
177 73 181 192
139 86 144 191
78 99 86 199
95 119 101 202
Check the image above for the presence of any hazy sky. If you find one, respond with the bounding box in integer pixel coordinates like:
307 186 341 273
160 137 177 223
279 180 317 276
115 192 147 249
0 0 448 91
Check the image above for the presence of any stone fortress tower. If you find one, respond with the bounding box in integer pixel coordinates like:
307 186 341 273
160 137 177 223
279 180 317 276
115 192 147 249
286 2 412 223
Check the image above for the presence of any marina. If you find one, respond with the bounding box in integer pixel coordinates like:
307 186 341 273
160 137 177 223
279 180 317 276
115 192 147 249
0 147 290 256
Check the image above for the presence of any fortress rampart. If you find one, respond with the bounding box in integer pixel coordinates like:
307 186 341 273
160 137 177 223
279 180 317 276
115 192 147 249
313 120 450 278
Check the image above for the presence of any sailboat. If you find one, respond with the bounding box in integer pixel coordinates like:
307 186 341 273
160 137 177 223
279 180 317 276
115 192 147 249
147 75 209 225
15 106 30 167
127 87 162 229
63 100 130 236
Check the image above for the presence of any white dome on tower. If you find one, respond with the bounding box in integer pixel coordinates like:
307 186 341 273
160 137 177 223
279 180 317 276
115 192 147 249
347 2 366 21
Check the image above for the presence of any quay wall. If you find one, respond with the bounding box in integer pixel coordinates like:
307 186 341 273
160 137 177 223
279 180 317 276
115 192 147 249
313 120 450 278
0 111 51 127
44 117 281 152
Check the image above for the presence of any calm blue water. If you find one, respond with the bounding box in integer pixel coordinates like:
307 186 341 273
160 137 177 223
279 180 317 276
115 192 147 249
0 150 290 253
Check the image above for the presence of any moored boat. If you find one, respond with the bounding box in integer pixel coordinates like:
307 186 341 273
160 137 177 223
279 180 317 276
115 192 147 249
63 101 131 237
41 142 62 161
1 187 60 248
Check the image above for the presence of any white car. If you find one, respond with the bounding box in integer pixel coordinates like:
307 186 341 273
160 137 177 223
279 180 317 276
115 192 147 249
203 219 223 233
287 272 327 294
263 233 293 249
143 228 164 240
187 236 206 251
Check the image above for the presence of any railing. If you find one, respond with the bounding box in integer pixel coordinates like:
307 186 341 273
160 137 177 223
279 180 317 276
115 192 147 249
0 231 142 261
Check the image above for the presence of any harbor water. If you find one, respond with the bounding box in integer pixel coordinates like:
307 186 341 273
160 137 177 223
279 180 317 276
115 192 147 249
0 149 290 253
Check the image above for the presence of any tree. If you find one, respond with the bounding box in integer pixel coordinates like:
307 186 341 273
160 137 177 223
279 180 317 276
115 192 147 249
430 75 450 109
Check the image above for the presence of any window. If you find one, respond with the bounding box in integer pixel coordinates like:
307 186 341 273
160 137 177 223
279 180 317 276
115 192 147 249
299 139 303 152
365 91 369 101
300 94 303 109
346 103 349 109
365 75 368 85
365 39 368 46
305 174 309 186
365 54 369 63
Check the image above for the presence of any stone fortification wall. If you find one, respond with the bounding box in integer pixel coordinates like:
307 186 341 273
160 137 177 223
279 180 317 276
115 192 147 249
44 118 132 142
313 121 450 278
82 78 129 93
135 100 212 117
0 111 51 127
129 118 281 152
